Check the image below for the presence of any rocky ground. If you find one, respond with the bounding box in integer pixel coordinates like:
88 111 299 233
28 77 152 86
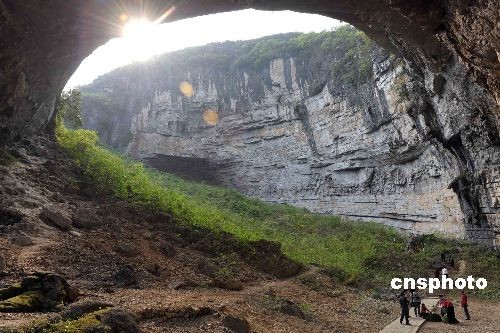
1 136 498 332
0 135 401 332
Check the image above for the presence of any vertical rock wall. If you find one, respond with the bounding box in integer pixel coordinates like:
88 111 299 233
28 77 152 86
81 34 500 245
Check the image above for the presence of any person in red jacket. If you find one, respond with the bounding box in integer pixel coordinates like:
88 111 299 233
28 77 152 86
461 290 471 320
420 303 430 319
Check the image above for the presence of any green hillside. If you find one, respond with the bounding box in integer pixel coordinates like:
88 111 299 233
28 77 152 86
56 124 500 299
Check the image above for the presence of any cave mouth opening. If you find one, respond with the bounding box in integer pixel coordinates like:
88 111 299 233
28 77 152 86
1 1 498 245
65 9 342 90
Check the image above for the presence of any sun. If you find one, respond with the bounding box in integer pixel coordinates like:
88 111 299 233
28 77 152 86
123 19 156 39
122 19 159 61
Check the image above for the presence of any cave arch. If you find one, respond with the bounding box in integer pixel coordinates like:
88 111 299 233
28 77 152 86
0 0 498 244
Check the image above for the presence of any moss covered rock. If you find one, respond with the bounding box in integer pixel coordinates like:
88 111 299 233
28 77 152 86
25 307 139 333
0 272 78 313
0 283 22 300
0 291 49 313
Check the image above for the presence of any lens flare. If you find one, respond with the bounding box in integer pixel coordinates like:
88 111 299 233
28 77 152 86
203 109 219 126
180 81 194 97
119 13 129 22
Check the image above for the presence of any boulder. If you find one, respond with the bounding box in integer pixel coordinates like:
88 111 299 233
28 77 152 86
0 272 78 312
40 206 72 230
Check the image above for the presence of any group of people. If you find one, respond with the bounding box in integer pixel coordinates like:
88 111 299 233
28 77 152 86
397 290 422 325
398 290 471 325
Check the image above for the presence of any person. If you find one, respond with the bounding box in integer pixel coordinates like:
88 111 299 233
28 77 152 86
450 257 455 269
399 292 411 325
461 290 471 320
442 266 448 277
434 268 440 278
411 291 421 316
420 303 430 319
442 298 459 324
437 295 446 316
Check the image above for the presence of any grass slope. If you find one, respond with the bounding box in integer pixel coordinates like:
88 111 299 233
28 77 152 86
56 126 500 297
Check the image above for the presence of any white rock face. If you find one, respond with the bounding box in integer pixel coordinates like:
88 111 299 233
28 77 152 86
122 55 467 237
82 45 499 245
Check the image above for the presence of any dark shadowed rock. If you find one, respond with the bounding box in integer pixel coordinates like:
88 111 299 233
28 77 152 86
114 243 139 257
222 315 250 333
99 308 140 333
159 241 176 258
213 278 243 291
0 272 78 312
280 301 306 319
113 266 138 287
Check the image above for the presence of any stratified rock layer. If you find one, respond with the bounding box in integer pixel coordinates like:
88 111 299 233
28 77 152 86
81 32 499 245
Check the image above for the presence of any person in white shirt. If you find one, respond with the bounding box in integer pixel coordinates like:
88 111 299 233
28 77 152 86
442 266 448 277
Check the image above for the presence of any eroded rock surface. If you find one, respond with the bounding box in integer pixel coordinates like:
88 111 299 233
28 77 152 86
0 1 499 245
81 32 499 244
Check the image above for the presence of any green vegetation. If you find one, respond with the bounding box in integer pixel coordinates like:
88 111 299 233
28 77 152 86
0 291 46 313
39 309 111 333
147 25 375 86
321 26 376 85
55 124 500 297
56 74 499 298
233 25 375 85
56 89 83 130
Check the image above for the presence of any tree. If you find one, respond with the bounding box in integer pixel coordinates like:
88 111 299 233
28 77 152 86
56 89 83 129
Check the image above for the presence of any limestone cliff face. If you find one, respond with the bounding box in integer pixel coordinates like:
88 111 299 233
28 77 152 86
81 31 499 245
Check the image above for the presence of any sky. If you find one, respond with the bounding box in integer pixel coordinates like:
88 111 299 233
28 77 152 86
65 9 341 89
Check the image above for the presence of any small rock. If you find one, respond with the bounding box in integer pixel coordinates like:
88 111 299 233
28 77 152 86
12 235 33 247
72 215 101 229
213 278 243 291
146 263 162 277
159 241 176 258
69 230 82 237
222 315 250 333
168 279 196 290
40 206 72 230
280 301 306 319
115 243 139 257
51 192 65 203
113 266 138 287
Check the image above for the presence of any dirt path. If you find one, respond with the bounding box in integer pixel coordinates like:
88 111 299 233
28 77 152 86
379 297 434 333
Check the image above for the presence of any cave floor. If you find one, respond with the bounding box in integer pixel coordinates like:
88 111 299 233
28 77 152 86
0 135 497 332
